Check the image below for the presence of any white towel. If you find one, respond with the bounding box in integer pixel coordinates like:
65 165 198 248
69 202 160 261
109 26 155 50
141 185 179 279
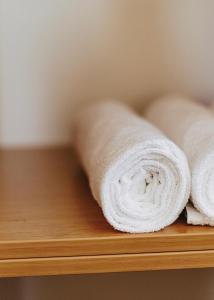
73 100 190 233
145 95 214 225
186 203 214 226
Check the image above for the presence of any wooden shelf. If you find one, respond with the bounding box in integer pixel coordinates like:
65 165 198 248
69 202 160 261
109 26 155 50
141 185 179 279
1 148 214 277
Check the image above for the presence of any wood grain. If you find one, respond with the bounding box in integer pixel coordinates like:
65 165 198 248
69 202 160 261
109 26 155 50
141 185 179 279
0 148 214 276
1 249 214 278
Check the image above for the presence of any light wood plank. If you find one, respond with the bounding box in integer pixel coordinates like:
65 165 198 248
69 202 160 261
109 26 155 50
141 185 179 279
1 249 214 278
0 148 214 263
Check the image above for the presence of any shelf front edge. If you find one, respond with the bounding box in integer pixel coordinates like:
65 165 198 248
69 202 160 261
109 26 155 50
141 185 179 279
1 249 214 278
1 231 214 260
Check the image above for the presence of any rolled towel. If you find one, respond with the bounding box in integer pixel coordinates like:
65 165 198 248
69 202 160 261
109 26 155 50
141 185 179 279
145 95 214 224
73 100 190 233
186 203 214 226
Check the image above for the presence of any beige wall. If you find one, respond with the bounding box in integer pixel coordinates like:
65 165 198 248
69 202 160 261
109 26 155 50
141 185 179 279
1 0 214 147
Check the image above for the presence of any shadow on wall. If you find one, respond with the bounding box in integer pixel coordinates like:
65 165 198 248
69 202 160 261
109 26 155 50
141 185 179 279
0 277 23 300
46 1 169 120
47 0 214 111
1 0 214 146
20 268 214 300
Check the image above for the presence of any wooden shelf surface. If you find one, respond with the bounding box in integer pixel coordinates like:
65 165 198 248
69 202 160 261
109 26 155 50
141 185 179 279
0 148 214 277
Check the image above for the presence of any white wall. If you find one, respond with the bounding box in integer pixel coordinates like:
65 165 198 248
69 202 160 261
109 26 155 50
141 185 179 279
1 0 214 147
